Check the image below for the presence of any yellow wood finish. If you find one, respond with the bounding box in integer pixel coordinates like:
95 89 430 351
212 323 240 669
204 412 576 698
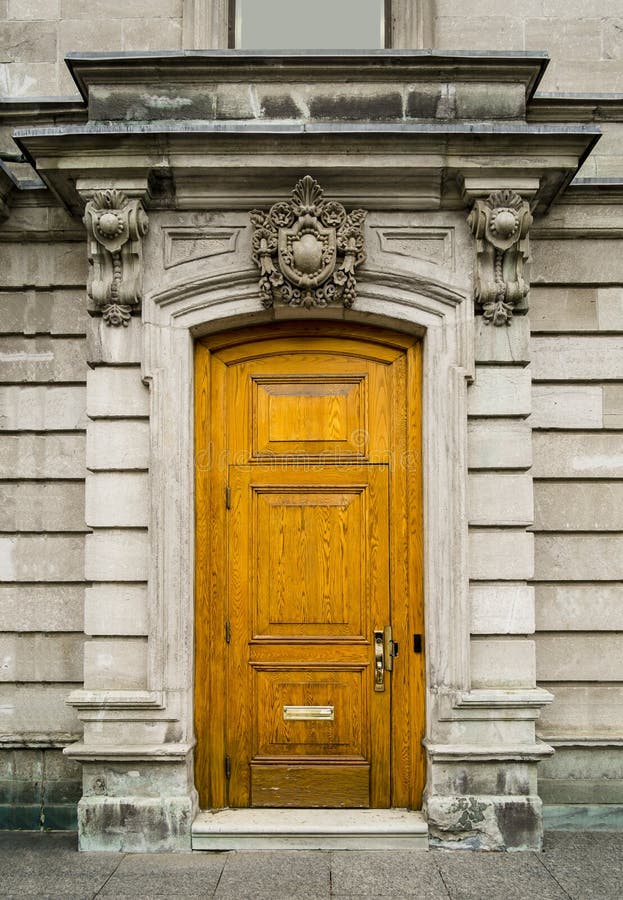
195 323 424 810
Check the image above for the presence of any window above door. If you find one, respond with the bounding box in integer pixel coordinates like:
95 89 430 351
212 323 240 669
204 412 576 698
232 0 389 50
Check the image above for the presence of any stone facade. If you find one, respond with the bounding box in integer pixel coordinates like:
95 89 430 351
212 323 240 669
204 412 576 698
0 1 622 850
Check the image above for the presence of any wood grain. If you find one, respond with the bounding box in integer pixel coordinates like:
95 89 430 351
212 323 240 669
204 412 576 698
194 323 424 810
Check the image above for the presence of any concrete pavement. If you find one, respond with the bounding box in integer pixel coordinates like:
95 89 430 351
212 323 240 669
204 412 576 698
0 830 621 899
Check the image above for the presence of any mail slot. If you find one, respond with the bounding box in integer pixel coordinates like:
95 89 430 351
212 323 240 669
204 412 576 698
282 705 335 721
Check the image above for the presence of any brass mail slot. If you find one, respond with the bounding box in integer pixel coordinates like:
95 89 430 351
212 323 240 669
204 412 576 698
283 705 335 721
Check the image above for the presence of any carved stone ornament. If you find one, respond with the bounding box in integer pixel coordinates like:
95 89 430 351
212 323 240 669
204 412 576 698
250 176 367 309
84 189 149 326
467 189 533 326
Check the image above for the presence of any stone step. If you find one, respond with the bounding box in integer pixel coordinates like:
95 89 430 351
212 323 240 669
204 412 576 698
192 808 429 851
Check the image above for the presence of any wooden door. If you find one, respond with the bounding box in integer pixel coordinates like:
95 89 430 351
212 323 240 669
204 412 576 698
195 323 424 810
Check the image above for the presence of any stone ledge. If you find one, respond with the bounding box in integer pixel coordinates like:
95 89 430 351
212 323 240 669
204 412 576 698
66 689 164 709
64 741 192 762
424 740 554 762
192 808 428 851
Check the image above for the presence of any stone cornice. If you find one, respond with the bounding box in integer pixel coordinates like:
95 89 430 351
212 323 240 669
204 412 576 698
65 50 549 102
14 123 600 217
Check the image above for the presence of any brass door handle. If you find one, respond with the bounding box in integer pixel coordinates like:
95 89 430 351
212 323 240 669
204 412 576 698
374 626 397 692
374 630 385 692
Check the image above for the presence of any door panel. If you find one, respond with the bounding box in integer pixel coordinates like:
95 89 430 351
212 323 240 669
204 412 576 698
228 465 389 807
194 323 425 811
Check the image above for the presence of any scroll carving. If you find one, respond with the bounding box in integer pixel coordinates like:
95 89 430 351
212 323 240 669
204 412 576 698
250 176 367 309
84 190 149 326
467 189 532 326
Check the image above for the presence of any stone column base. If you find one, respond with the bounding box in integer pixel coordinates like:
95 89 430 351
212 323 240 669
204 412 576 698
425 794 544 851
78 794 198 852
75 756 198 852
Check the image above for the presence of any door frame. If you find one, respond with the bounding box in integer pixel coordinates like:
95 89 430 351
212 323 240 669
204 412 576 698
194 321 425 810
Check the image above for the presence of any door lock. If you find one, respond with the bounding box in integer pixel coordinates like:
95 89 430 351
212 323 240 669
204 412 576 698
373 626 397 692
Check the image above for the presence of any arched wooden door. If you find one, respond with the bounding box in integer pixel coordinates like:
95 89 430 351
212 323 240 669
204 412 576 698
195 323 424 810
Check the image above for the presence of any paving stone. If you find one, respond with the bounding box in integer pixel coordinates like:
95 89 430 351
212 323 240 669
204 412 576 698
540 834 623 900
214 850 331 900
101 850 226 896
433 851 567 900
330 850 448 898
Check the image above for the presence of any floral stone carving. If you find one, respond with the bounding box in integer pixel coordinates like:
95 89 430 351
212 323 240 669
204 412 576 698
84 189 149 326
250 176 367 309
467 189 532 326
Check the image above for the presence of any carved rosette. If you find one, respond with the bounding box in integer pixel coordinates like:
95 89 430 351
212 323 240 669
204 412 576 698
250 176 367 309
84 189 149 326
467 189 533 326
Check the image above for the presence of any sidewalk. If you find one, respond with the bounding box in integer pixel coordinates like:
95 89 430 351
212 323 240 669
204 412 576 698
0 830 621 899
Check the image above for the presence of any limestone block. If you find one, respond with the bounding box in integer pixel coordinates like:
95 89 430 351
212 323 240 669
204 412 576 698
0 684 81 737
122 17 182 52
539 747 623 804
61 0 179 15
532 336 623 381
0 633 83 682
0 242 86 288
468 473 533 526
532 239 623 285
0 291 86 335
535 534 623 581
468 420 532 470
475 316 529 364
81 760 190 799
0 584 83 632
471 584 535 635
0 337 85 383
83 638 148 691
603 385 623 428
434 16 523 50
0 481 84 532
530 287 598 333
536 584 623 632
532 433 623 479
87 316 142 366
426 794 543 852
0 534 84 582
84 529 148 581
471 638 536 689
537 685 623 739
86 367 149 418
57 19 123 57
536 634 623 682
78 794 194 852
525 17 602 61
535 481 623 531
86 419 149 470
0 62 59 98
8 0 60 18
0 433 85 479
84 583 147 636
468 367 531 418
597 288 623 331
469 530 533 581
85 472 149 528
429 760 536 797
531 386 602 429
0 20 57 62
453 82 525 120
0 385 86 430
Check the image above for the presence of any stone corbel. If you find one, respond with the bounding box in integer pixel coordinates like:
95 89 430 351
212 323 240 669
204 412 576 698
83 189 149 326
466 188 533 326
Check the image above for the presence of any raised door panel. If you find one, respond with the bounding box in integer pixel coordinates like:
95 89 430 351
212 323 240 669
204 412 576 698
228 464 390 808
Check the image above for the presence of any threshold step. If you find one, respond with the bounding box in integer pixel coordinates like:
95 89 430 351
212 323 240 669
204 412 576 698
192 808 428 850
